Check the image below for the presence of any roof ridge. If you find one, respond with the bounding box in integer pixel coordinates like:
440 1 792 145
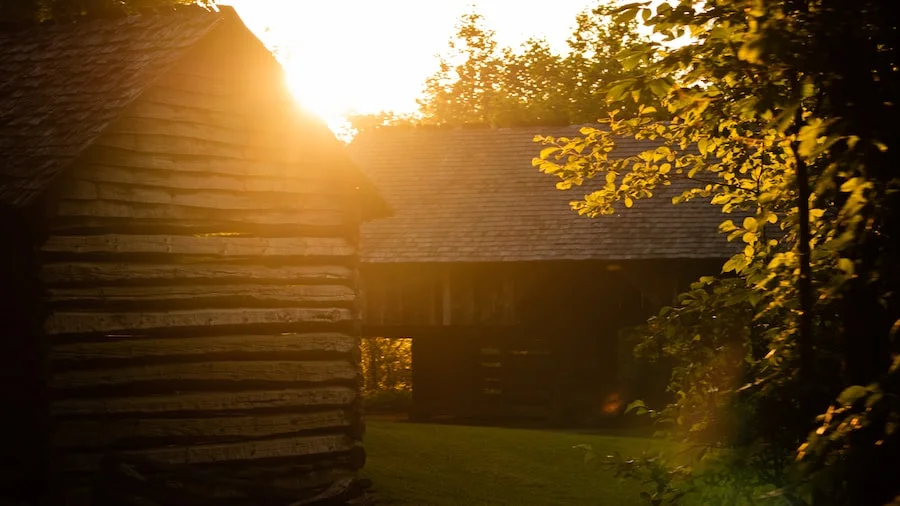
349 123 606 147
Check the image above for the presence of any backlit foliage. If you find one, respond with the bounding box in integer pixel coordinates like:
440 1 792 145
350 3 648 133
360 337 412 395
418 5 646 127
535 0 900 504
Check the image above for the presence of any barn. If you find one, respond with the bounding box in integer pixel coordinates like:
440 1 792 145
349 125 732 426
0 6 385 504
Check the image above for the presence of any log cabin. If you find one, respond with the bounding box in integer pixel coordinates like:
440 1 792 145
348 125 733 426
0 6 386 504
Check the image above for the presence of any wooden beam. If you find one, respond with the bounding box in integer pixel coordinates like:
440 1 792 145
107 117 294 151
59 180 343 212
41 234 354 258
59 434 356 471
48 284 355 306
441 269 452 326
52 386 357 417
138 86 269 116
84 145 344 180
84 145 350 180
51 359 358 389
45 307 354 335
47 218 349 239
51 333 356 362
93 131 328 167
41 263 353 285
52 200 345 227
54 410 353 449
150 71 246 98
94 133 251 160
121 101 266 136
72 164 339 195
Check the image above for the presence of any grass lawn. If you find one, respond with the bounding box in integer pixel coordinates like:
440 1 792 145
362 420 666 505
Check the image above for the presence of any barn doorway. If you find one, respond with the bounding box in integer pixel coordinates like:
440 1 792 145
360 336 413 416
400 327 567 425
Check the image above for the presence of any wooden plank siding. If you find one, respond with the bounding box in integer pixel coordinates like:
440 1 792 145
41 45 366 488
362 264 517 327
364 260 721 426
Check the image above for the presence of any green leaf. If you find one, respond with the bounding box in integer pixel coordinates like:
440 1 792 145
748 291 762 307
743 216 759 232
539 146 560 159
797 122 826 158
837 385 870 406
723 253 749 273
737 37 765 64
837 258 854 276
840 177 864 193
607 80 633 102
640 7 651 23
614 6 639 24
625 399 648 415
621 51 644 71
648 78 671 98
698 138 709 156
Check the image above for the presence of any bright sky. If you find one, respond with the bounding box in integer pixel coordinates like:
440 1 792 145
223 0 599 129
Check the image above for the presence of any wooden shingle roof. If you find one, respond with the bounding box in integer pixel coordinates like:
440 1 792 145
349 125 734 263
0 7 227 206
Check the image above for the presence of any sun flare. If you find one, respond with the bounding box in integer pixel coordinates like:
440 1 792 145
223 0 607 132
224 0 459 130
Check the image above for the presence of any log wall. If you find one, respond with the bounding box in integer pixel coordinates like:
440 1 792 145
41 35 366 496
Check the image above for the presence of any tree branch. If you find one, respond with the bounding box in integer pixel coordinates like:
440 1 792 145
789 109 815 381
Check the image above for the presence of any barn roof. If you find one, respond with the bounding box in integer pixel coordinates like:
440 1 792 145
0 7 225 206
0 6 387 218
348 125 734 263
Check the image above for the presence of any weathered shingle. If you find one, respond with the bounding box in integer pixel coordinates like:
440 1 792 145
349 125 735 263
0 7 223 206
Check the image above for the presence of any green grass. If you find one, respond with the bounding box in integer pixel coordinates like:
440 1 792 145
362 421 665 506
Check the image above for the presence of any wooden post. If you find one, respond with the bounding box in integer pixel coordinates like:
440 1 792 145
409 336 430 422
441 269 452 326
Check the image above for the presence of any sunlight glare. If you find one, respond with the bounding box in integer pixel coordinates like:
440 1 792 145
224 0 460 130
223 0 596 132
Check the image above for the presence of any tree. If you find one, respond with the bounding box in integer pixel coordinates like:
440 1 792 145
417 10 505 126
535 0 899 504
561 3 646 123
0 0 211 23
351 3 648 134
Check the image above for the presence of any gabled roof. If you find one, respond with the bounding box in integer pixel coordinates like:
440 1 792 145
0 6 224 206
348 125 734 263
0 6 389 219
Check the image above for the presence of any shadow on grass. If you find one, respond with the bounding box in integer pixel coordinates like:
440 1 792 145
362 420 667 506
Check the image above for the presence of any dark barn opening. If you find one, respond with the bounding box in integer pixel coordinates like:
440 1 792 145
362 260 719 426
